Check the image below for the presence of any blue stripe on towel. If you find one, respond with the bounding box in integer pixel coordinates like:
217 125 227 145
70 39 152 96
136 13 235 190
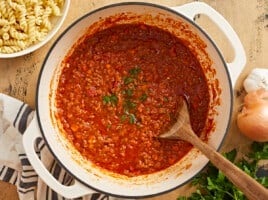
18 188 35 194
18 105 33 134
18 179 37 189
2 167 15 182
13 103 25 128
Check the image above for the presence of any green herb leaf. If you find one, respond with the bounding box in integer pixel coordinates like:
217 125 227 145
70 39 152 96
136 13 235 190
120 114 127 122
129 113 137 124
102 95 111 104
129 67 141 76
139 93 148 102
223 149 237 162
123 100 136 111
178 142 268 200
249 142 268 160
124 77 134 85
123 89 134 97
110 94 118 105
102 94 118 106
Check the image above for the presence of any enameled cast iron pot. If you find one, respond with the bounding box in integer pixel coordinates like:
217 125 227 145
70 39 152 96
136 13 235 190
23 2 246 199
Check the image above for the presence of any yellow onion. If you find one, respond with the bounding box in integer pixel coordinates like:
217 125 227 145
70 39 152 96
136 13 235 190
237 89 268 142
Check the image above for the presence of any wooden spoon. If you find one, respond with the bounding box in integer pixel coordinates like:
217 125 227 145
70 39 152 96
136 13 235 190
159 99 268 200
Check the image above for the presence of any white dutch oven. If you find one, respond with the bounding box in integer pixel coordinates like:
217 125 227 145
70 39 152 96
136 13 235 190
23 2 246 199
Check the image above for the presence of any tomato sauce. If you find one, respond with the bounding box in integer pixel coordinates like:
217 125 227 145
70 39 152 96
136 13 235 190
55 23 210 177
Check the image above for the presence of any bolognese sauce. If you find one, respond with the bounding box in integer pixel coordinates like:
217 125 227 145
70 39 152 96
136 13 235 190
55 23 210 177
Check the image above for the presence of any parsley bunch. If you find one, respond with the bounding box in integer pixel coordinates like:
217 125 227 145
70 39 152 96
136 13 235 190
178 142 268 200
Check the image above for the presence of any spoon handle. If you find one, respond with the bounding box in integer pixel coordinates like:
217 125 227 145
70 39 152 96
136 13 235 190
187 131 268 200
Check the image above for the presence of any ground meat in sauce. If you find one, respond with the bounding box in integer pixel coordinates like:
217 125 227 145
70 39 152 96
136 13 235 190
55 23 210 177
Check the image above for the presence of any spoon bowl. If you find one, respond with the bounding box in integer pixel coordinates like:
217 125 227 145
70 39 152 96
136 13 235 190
159 99 268 200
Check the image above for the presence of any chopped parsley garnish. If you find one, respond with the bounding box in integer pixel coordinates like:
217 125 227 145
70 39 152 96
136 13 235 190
124 77 134 85
122 88 134 97
102 95 110 104
102 94 118 106
120 114 127 122
139 93 148 102
120 113 137 124
129 113 137 124
103 67 148 125
129 67 141 76
123 100 136 111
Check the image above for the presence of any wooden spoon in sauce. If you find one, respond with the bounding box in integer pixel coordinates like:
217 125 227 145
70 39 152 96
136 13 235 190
158 99 268 200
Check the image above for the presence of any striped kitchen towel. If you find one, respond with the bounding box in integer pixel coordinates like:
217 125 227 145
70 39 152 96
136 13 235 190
0 93 122 200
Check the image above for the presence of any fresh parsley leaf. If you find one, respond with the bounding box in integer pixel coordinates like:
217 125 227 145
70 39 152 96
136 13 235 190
120 113 137 124
120 114 127 122
223 149 237 162
139 93 148 102
123 100 136 112
110 94 118 105
249 142 268 160
124 77 134 85
178 142 268 200
123 88 134 97
102 94 118 106
129 113 137 124
102 95 111 104
129 67 141 76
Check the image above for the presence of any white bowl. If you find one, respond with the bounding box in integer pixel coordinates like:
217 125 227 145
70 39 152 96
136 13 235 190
0 0 70 59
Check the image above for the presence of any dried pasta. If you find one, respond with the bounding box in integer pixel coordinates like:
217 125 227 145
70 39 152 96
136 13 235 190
0 0 65 54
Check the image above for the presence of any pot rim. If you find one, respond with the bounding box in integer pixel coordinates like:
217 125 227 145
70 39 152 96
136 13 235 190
36 2 233 198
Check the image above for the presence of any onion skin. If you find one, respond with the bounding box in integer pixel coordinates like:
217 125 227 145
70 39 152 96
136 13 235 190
237 89 268 142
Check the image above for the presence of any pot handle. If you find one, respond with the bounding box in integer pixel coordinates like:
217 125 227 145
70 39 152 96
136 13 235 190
172 2 246 87
22 114 95 199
